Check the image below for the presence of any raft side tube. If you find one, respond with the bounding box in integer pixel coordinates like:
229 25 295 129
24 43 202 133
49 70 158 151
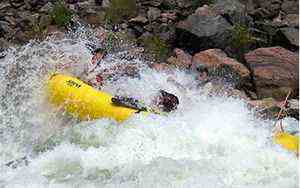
47 74 139 122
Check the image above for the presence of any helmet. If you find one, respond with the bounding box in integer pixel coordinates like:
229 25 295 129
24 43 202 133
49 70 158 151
157 90 179 112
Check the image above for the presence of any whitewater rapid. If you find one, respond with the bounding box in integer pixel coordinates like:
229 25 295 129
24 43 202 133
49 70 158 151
0 28 298 188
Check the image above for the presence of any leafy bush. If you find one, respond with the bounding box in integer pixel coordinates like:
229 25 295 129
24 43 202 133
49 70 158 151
230 24 254 49
105 0 137 24
140 36 170 62
50 1 73 27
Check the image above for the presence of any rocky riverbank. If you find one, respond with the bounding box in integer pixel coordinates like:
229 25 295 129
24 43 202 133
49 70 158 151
0 0 299 119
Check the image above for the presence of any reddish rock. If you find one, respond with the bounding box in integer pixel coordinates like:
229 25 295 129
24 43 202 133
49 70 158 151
245 47 299 100
166 48 192 69
282 14 299 27
247 98 282 119
160 12 177 21
129 15 148 24
191 49 251 87
247 98 299 120
45 25 65 37
202 82 250 100
248 98 282 109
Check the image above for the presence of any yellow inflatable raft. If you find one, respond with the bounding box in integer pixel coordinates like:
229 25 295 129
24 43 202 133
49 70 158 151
47 74 144 122
274 132 299 154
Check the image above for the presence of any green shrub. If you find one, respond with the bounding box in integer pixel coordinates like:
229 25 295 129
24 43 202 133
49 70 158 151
141 36 170 62
230 24 254 49
105 0 137 24
50 1 73 27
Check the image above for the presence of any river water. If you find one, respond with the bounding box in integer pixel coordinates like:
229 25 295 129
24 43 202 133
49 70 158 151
0 28 298 188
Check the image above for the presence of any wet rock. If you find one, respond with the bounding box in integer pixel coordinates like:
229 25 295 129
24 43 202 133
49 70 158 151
0 2 11 10
212 0 248 24
147 7 161 22
248 98 280 108
166 48 192 69
129 15 148 24
201 82 250 100
0 38 11 50
39 2 54 13
66 0 80 4
279 27 299 47
95 0 103 6
245 47 299 100
150 62 174 73
160 12 177 21
13 30 29 43
45 25 66 39
176 5 232 53
140 0 162 7
281 0 299 14
83 11 106 25
247 0 283 20
156 23 176 42
120 23 128 29
191 49 251 88
24 0 47 10
76 2 106 26
248 98 298 120
130 25 144 37
282 14 299 27
101 0 111 8
16 11 40 32
287 99 299 120
251 14 298 50
248 98 282 119
39 14 52 28
272 14 299 48
4 16 17 27
175 0 192 8
0 21 14 38
9 0 24 8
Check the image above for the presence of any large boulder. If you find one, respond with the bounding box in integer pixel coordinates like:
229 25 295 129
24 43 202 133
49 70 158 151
201 82 250 100
150 62 174 73
251 13 298 50
281 14 299 27
176 5 232 53
166 48 192 69
274 14 299 48
212 0 249 24
279 27 299 47
191 49 251 88
77 2 106 26
247 0 283 20
147 7 161 22
245 47 299 100
0 21 14 38
281 0 299 14
248 98 299 120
